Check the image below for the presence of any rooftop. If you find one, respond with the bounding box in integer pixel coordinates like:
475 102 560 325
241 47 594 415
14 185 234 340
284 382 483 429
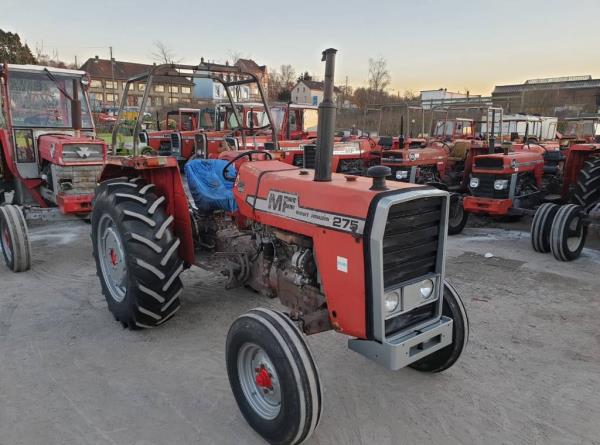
493 75 600 94
79 57 193 85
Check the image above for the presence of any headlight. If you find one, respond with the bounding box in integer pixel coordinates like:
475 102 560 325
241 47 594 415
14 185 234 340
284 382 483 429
384 290 400 313
469 177 480 188
395 170 409 180
418 279 434 299
494 179 509 190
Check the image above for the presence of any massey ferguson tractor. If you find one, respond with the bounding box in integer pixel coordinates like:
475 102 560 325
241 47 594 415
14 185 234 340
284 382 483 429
91 49 469 444
0 64 107 272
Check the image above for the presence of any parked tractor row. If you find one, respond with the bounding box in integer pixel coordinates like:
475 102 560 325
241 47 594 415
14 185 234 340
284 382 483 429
0 47 598 444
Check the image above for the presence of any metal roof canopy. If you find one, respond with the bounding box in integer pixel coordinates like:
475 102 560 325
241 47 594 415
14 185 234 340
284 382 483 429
6 64 87 77
111 62 277 154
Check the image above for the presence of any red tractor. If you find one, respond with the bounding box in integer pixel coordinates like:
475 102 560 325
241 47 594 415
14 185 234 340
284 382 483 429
0 64 107 272
530 145 600 260
378 107 504 234
90 49 469 444
139 107 216 153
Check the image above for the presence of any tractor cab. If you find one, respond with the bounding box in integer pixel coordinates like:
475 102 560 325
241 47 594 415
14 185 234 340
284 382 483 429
432 117 474 141
270 103 319 140
0 64 107 213
561 117 600 144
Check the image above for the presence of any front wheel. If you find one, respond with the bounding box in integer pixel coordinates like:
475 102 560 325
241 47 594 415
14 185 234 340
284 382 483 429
531 203 559 253
549 204 587 261
448 195 468 235
0 204 31 272
409 280 469 373
226 308 322 445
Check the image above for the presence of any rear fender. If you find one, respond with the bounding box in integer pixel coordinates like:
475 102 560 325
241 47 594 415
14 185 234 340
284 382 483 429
98 160 195 265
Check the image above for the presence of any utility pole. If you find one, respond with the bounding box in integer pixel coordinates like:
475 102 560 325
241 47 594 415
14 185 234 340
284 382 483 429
110 46 116 108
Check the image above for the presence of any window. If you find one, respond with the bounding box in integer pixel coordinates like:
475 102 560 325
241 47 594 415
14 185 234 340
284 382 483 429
90 79 103 88
181 86 191 94
106 93 119 103
92 93 103 102
168 97 176 104
138 83 146 91
181 98 191 104
154 84 165 93
169 86 179 93
105 81 116 89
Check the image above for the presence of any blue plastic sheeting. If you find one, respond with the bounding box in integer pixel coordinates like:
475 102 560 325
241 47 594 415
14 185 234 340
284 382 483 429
184 159 237 213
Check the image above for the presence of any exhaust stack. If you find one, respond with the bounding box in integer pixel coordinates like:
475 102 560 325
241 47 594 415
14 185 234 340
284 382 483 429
314 48 337 182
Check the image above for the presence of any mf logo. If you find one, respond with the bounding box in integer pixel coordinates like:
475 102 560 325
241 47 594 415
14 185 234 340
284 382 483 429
268 191 297 213
77 146 92 158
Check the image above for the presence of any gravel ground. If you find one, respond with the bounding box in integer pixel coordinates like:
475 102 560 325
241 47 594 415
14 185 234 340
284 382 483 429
0 220 599 445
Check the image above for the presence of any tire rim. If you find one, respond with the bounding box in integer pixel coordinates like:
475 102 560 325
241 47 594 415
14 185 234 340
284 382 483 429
566 215 584 252
449 201 464 228
237 342 281 420
97 214 128 302
1 223 12 263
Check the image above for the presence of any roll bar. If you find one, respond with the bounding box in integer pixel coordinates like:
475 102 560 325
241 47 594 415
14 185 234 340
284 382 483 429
111 62 278 155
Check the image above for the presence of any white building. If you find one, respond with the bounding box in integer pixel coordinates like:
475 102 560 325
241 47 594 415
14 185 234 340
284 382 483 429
291 80 338 106
421 88 481 109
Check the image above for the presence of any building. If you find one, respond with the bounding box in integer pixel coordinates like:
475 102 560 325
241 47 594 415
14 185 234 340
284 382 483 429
192 58 268 101
492 76 600 117
80 56 194 110
420 89 483 109
234 58 269 99
291 80 339 106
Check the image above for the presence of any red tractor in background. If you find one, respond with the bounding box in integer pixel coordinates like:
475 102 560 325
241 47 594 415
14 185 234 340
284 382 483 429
379 106 504 234
0 64 107 272
139 107 216 153
91 49 469 444
463 113 598 221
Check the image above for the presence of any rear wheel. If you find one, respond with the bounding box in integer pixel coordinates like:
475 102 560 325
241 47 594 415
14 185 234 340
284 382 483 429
531 203 559 253
226 308 322 445
409 281 469 373
448 195 468 235
0 204 31 272
549 204 587 261
91 178 184 328
573 156 600 209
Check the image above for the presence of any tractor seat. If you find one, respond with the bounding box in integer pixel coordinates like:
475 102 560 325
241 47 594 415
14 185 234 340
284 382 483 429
447 141 470 162
184 159 237 213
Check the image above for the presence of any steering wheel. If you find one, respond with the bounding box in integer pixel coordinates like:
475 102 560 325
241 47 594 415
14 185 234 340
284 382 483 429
222 150 273 182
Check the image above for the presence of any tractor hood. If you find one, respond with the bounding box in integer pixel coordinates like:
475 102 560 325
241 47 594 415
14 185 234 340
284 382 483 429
472 150 544 173
37 133 107 166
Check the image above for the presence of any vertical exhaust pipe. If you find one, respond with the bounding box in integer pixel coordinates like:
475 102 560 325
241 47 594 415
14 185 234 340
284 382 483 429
314 48 337 182
71 79 82 137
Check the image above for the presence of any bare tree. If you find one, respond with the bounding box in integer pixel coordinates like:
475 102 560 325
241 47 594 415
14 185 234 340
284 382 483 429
151 41 179 64
228 50 243 65
368 57 391 93
279 64 296 88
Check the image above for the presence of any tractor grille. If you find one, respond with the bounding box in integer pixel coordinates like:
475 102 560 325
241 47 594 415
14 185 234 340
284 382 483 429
170 133 180 152
303 145 316 169
382 196 442 288
470 173 510 199
61 144 104 162
474 157 503 169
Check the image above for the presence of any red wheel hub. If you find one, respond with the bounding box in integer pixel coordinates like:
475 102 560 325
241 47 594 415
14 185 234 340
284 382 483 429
255 367 272 389
2 227 10 249
109 248 118 266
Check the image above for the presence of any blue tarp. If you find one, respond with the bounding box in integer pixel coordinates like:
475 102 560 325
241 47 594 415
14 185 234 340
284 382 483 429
184 159 237 213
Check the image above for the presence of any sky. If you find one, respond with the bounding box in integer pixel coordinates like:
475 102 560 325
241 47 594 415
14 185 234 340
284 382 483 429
3 0 600 95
